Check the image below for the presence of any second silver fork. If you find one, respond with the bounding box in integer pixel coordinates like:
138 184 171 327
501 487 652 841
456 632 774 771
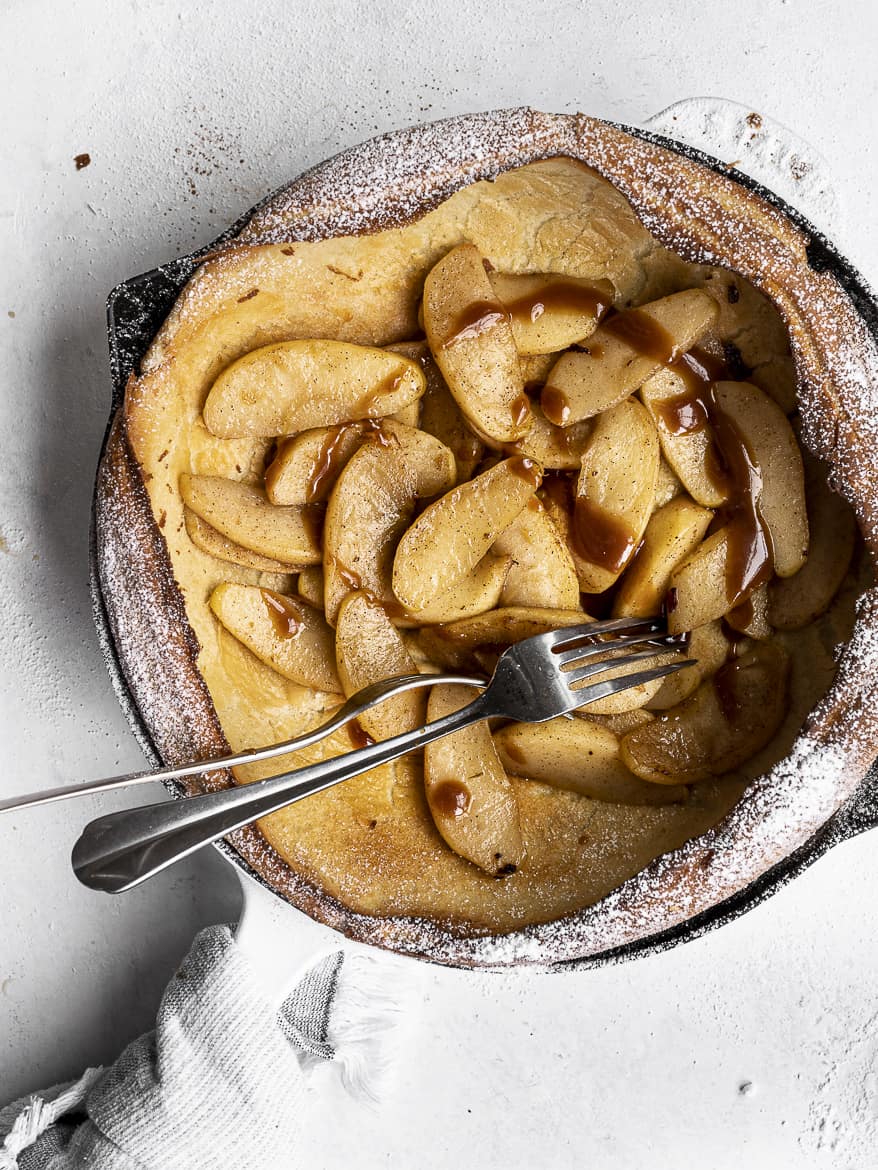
71 616 693 894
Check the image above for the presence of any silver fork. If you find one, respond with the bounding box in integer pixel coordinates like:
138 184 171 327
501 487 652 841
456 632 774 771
71 616 692 893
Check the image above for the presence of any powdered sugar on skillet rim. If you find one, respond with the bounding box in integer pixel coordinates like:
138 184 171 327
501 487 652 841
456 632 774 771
104 107 878 968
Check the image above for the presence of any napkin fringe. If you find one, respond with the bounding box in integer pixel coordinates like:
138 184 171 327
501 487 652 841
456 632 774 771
0 1068 103 1170
323 951 413 1103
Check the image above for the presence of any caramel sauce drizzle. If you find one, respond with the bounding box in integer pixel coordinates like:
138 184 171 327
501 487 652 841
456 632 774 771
431 779 472 818
306 425 355 503
660 348 774 610
444 280 611 350
540 386 571 426
442 300 508 348
540 320 775 604
503 280 611 326
602 308 678 363
712 654 751 723
260 589 305 639
348 721 375 750
572 497 638 576
356 373 403 414
507 455 542 490
331 559 407 621
510 393 530 427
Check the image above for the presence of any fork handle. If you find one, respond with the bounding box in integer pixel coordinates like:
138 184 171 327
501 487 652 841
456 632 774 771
1 673 478 814
72 690 492 893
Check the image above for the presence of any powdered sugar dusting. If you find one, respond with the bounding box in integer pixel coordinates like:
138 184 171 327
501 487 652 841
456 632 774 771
239 108 566 245
96 108 878 967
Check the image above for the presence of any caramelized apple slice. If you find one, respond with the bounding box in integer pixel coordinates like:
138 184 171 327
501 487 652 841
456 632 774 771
613 496 714 618
725 585 772 640
323 421 456 625
493 499 580 609
520 351 562 386
335 592 424 742
392 456 542 611
666 528 735 634
184 507 302 573
769 459 857 630
712 381 808 577
494 718 687 805
506 404 593 471
425 683 523 876
645 621 731 710
412 341 484 481
181 474 322 565
487 272 613 355
297 566 324 608
265 423 367 506
620 643 789 784
423 243 531 443
541 290 718 424
539 479 597 593
401 554 511 626
417 607 589 671
653 457 683 510
202 340 426 438
383 340 429 427
582 708 655 737
640 366 729 508
575 649 681 716
573 398 660 593
210 583 341 693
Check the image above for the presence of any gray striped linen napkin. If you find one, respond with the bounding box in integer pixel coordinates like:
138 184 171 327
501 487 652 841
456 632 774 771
0 925 406 1170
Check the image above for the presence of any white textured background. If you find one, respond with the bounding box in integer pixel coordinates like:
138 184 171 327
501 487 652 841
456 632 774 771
2 0 878 1165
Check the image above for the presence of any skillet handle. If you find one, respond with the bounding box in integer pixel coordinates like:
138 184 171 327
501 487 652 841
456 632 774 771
642 97 843 241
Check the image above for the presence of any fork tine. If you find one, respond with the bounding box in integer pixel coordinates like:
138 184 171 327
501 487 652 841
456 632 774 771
563 648 689 687
539 615 665 650
555 629 683 668
570 660 697 707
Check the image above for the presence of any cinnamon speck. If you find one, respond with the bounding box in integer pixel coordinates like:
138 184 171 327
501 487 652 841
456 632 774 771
74 152 91 170
745 112 763 130
158 510 167 529
237 288 259 302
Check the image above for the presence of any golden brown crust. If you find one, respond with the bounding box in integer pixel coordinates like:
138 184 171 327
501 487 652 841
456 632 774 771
96 109 878 966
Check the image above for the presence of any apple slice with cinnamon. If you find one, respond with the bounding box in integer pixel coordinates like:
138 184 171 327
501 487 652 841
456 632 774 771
181 474 322 566
335 591 425 742
322 421 456 625
572 398 660 593
423 243 532 444
425 683 523 876
488 272 613 355
202 340 425 438
210 583 340 693
392 456 542 611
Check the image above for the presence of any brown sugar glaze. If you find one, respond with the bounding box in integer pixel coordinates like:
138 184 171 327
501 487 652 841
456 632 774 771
572 497 638 575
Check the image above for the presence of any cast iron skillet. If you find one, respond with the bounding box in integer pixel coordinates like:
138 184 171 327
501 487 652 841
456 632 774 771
89 118 878 970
